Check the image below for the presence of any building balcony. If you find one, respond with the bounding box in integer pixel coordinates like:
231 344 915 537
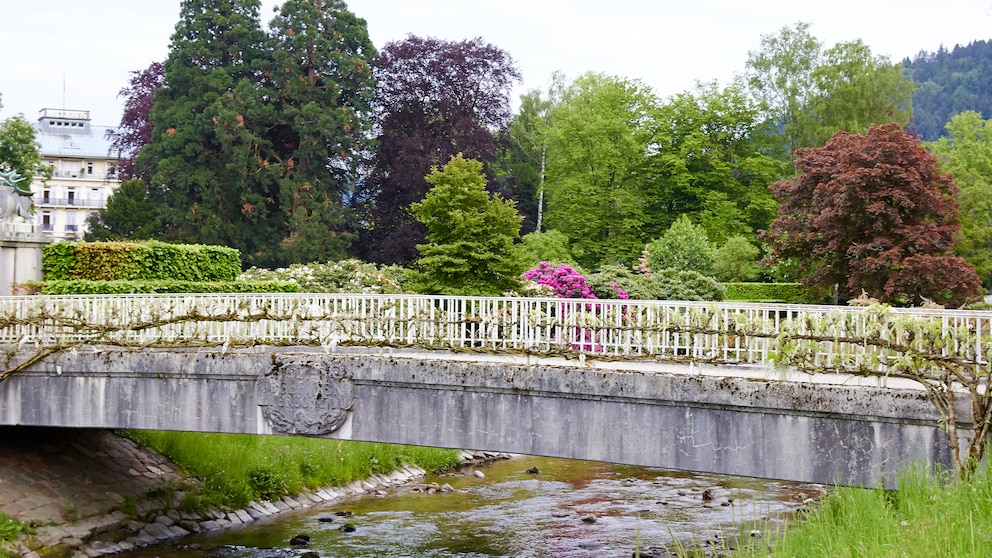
37 197 105 209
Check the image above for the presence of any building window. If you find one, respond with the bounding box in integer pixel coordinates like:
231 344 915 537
42 212 52 231
65 212 77 232
67 190 76 206
87 162 93 175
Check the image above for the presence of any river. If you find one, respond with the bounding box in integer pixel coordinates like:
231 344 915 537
114 456 822 558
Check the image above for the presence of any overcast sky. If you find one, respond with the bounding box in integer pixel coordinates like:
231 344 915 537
1 0 990 127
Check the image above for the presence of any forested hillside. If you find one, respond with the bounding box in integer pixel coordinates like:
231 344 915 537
905 40 992 141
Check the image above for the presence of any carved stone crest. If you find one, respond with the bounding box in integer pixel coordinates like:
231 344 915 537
257 359 354 436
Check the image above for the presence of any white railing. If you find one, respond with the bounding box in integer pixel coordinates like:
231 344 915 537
1 293 991 370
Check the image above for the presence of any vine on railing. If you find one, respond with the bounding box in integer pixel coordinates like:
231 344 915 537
2 294 990 477
771 305 992 477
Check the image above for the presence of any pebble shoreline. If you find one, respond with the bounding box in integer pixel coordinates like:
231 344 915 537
0 427 509 558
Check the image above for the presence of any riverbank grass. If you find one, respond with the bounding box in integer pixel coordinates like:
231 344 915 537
735 465 992 557
124 431 461 511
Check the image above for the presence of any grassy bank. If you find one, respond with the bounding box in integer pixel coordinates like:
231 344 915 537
124 431 461 511
732 466 992 558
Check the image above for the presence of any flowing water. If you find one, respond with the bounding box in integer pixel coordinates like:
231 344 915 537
116 456 822 558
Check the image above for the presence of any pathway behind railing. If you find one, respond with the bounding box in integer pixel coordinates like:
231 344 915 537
2 293 991 371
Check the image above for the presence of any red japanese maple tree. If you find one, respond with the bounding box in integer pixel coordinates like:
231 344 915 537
762 123 982 307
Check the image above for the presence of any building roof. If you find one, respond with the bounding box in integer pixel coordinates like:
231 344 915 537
33 108 118 160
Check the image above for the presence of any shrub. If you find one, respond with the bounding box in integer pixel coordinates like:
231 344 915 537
42 241 240 282
38 280 299 295
644 215 716 274
238 259 408 293
723 282 829 303
713 235 761 282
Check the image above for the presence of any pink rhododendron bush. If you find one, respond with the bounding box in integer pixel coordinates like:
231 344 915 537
519 262 723 301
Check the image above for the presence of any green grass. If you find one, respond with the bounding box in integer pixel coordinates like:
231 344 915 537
123 431 461 511
0 511 32 558
0 512 30 542
734 465 992 558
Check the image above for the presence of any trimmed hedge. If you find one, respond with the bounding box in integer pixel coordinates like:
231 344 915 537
42 241 241 282
38 280 299 295
722 282 828 304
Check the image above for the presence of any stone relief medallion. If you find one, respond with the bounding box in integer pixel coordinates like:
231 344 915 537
257 359 354 436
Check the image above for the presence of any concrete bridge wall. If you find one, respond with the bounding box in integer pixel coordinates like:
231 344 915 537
0 346 963 488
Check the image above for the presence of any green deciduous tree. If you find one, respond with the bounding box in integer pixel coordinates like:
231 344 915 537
644 214 716 275
647 80 784 243
520 229 576 268
928 110 992 286
746 22 823 157
411 154 527 295
747 23 915 159
804 39 914 148
713 235 761 282
543 72 659 268
763 123 982 306
0 114 45 184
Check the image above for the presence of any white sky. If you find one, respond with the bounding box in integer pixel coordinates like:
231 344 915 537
1 0 990 127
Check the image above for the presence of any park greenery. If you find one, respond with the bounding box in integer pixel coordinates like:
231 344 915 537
5 6 992 555
33 3 981 306
124 430 460 511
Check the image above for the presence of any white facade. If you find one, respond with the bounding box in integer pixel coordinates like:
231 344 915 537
30 108 120 241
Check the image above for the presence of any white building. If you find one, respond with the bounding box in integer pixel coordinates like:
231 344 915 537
31 108 120 241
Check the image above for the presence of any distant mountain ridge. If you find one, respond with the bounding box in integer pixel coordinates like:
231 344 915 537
904 39 992 141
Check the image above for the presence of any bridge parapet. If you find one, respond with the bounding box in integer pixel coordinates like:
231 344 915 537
2 293 989 371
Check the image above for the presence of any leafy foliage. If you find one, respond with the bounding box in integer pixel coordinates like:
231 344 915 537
712 235 761 282
644 215 716 274
264 0 376 264
106 62 164 180
905 40 992 141
0 114 44 184
542 72 659 267
39 279 298 295
238 259 408 293
747 22 914 158
927 110 992 287
134 0 375 267
410 155 527 296
42 241 241 282
356 36 520 264
648 80 784 243
722 282 825 303
84 179 163 241
763 123 982 306
520 230 577 268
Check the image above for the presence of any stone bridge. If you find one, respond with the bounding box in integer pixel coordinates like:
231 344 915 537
0 293 984 487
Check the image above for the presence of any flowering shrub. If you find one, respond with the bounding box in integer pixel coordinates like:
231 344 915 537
520 262 628 300
521 262 597 298
238 259 408 294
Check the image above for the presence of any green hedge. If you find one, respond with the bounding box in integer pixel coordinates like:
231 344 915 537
38 280 299 295
42 241 241 282
722 282 828 304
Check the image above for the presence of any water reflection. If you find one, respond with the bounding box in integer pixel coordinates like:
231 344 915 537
117 456 821 558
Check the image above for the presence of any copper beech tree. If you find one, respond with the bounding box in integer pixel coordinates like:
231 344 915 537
763 123 982 307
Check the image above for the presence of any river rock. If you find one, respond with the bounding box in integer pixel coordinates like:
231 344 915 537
339 523 356 533
289 534 310 546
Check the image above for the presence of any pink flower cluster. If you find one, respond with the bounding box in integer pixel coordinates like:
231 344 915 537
522 262 597 298
521 262 629 300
